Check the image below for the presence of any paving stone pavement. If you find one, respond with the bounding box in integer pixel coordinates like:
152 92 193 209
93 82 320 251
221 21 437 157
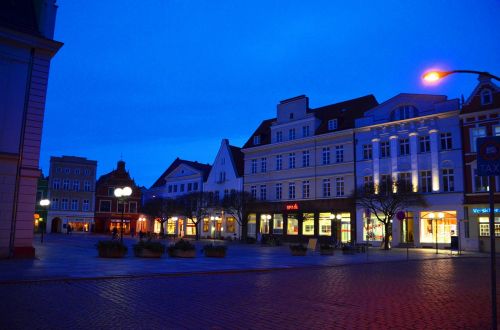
0 257 498 329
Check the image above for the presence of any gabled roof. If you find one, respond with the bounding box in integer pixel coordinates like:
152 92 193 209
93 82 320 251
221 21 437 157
461 76 500 114
243 94 378 148
96 161 138 188
229 145 244 177
150 158 212 189
0 0 40 36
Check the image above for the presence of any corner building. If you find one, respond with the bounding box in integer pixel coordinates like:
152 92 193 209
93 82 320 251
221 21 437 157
242 95 378 243
460 76 500 252
355 94 464 249
0 0 62 257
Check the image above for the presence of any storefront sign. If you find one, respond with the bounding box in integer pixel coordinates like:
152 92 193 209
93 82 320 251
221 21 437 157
472 208 500 214
285 203 299 211
477 137 500 176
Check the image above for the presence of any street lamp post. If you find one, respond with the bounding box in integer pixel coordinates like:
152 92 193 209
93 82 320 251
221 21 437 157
422 68 499 329
114 186 132 244
39 199 50 243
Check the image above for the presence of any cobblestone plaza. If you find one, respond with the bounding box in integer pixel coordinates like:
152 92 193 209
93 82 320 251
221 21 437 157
0 235 498 329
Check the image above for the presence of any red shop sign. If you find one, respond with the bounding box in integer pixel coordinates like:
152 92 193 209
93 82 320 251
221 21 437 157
285 203 299 211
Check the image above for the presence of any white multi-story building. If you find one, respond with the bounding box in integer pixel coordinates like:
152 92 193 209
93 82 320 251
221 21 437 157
47 156 97 233
0 1 62 257
145 158 211 236
242 94 378 243
203 139 244 239
355 93 464 249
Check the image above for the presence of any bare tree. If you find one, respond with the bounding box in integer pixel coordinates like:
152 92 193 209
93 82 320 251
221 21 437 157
353 180 426 250
142 197 179 237
221 190 254 240
177 192 212 240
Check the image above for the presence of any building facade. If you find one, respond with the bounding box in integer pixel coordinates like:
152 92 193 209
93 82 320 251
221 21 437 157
145 158 211 237
460 76 500 252
0 0 62 257
202 139 244 239
34 173 49 233
94 160 142 234
242 94 378 243
355 94 464 249
47 156 97 233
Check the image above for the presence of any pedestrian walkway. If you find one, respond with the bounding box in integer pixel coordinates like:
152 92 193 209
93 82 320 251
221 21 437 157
0 233 484 283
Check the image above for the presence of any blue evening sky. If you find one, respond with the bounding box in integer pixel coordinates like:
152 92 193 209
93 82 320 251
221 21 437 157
41 0 500 187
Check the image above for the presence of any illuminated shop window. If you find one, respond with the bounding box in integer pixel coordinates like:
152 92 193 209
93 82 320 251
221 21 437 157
166 219 176 235
340 214 351 243
319 213 332 236
363 215 385 242
478 217 500 237
302 213 315 235
226 217 235 233
203 218 209 232
186 218 196 236
260 214 271 234
287 214 298 235
273 214 283 234
419 211 457 243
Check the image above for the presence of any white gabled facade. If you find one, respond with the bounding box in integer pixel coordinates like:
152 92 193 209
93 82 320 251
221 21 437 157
355 93 465 249
203 139 244 239
145 158 211 237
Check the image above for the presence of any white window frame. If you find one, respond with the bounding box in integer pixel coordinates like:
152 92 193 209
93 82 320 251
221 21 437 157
328 119 338 130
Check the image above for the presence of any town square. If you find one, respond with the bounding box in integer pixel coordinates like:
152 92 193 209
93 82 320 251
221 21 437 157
0 0 499 329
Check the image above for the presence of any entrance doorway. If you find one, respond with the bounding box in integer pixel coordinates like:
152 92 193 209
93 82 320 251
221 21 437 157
401 212 414 243
178 219 184 237
51 217 62 233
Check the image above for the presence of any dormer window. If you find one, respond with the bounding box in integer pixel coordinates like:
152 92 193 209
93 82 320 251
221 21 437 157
253 135 261 145
481 89 492 105
328 119 338 131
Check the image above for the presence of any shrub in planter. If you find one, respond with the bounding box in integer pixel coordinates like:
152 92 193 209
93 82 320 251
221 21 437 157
168 239 196 258
289 244 307 256
96 240 127 258
320 244 334 255
203 244 228 258
133 240 166 258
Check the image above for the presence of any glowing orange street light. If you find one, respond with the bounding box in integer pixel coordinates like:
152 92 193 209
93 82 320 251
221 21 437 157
422 69 500 83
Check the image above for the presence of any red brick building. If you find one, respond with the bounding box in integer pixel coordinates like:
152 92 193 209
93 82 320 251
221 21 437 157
460 75 500 252
94 161 142 234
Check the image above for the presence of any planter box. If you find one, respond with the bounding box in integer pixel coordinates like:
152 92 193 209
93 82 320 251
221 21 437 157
169 249 196 258
98 249 127 258
320 248 334 256
290 249 307 256
204 249 226 258
134 249 163 258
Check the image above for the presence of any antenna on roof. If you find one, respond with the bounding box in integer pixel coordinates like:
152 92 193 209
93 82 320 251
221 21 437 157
120 152 123 161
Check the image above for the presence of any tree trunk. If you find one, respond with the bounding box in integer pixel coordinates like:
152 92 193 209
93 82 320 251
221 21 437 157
383 222 391 250
194 223 199 241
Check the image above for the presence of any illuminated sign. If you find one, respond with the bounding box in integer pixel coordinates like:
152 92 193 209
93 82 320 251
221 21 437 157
34 214 40 219
285 203 299 211
472 208 500 214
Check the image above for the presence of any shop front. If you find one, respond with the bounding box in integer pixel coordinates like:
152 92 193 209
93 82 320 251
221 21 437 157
360 208 461 249
198 213 239 239
466 206 500 252
245 199 355 243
